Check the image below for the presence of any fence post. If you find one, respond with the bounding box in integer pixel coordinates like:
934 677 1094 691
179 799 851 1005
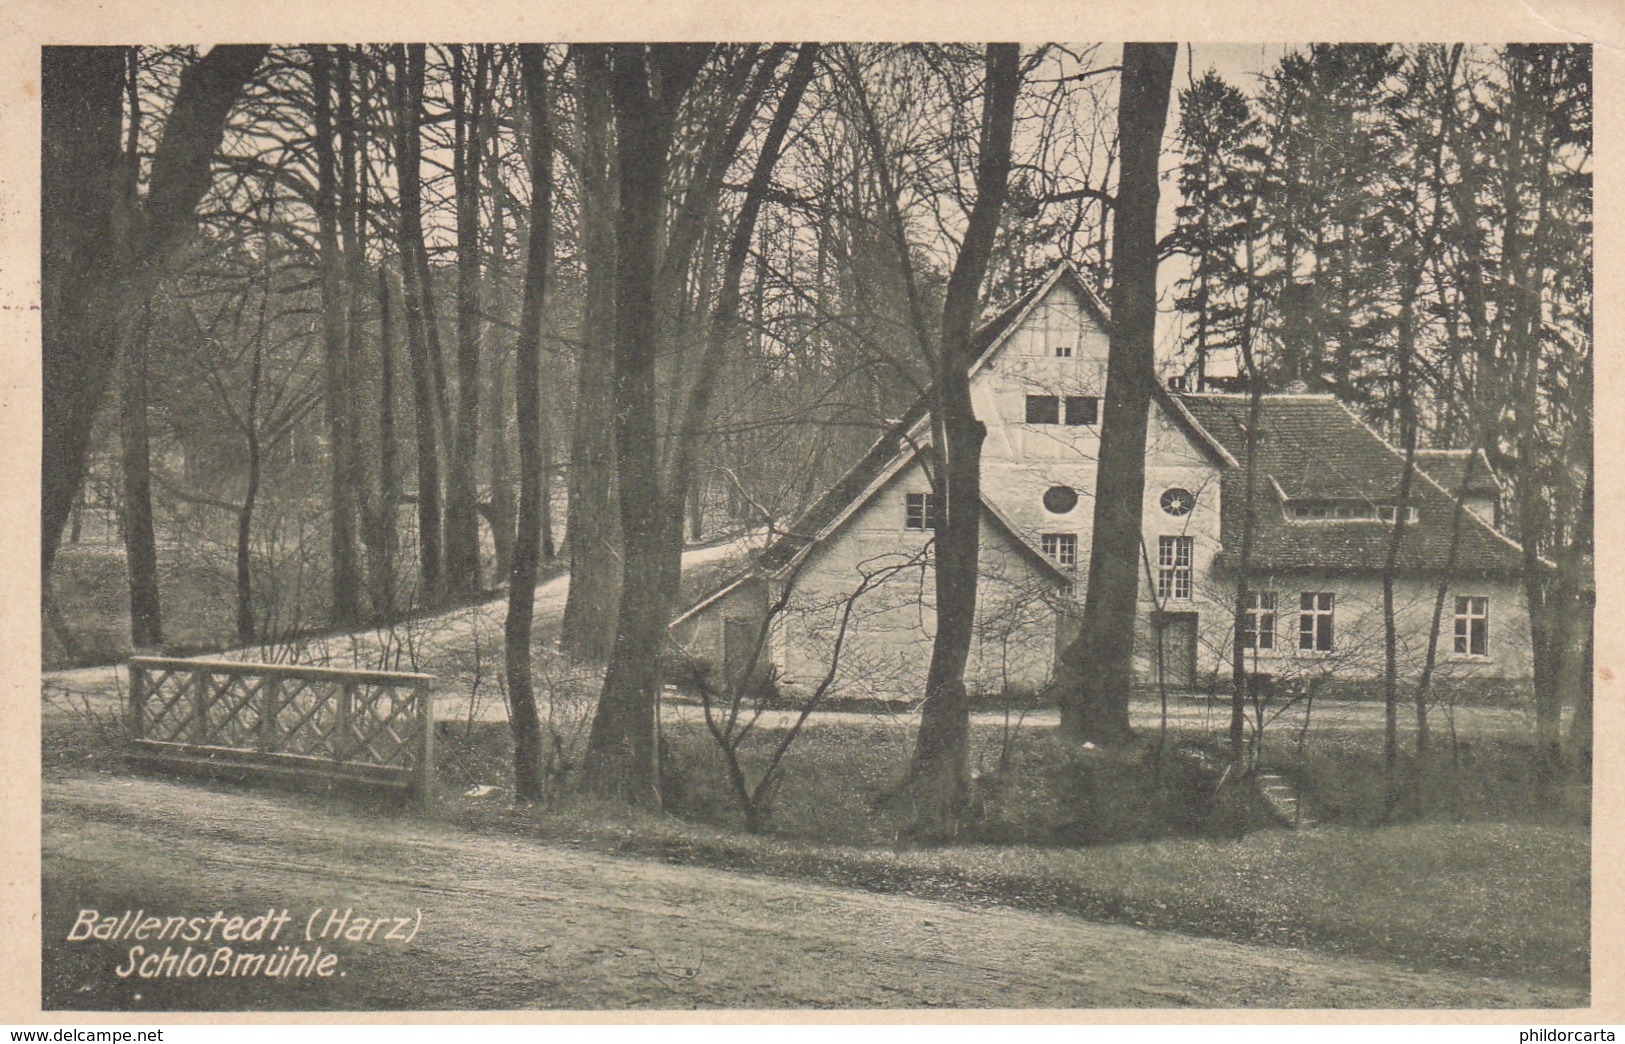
191 668 210 745
259 674 280 754
127 660 146 742
335 682 355 761
414 680 435 806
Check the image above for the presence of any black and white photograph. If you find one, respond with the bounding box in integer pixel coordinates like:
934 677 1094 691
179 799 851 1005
13 18 1606 1020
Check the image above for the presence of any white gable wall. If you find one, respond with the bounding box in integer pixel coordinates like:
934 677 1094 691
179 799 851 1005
971 276 1225 628
769 277 1227 699
774 457 1064 700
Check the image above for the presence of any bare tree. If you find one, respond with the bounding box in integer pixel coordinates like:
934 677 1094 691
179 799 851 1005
504 45 556 802
311 45 365 627
580 44 713 805
117 50 163 650
42 44 268 581
443 45 494 600
689 548 928 833
1056 43 1178 745
558 46 622 663
899 44 1023 841
390 43 446 603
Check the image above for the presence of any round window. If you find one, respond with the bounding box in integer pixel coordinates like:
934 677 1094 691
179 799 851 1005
1043 485 1079 514
1160 487 1196 517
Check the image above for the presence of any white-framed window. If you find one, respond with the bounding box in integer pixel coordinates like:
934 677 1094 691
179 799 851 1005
1243 590 1276 650
1157 536 1193 600
1041 533 1077 567
1298 592 1335 652
1378 504 1420 523
1454 596 1489 656
904 492 939 531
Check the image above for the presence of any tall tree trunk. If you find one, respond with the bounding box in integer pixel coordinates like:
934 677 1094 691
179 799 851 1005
312 45 364 628
236 311 265 644
117 48 163 651
1396 45 1464 761
41 44 266 581
1414 439 1484 759
506 45 554 802
904 44 1021 841
1562 450 1593 787
1057 43 1178 745
560 46 623 663
444 45 491 600
120 305 162 650
1380 339 1420 818
1227 207 1265 768
340 46 391 621
655 43 820 621
645 47 783 621
1501 47 1564 784
484 111 518 582
372 265 401 618
391 44 445 603
582 45 677 806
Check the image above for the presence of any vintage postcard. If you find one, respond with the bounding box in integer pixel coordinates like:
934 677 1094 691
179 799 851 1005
2 0 1619 1027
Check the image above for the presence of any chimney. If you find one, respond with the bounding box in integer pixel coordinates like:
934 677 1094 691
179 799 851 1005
1285 379 1309 394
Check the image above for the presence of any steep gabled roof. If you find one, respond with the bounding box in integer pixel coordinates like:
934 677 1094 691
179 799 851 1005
1178 394 1527 577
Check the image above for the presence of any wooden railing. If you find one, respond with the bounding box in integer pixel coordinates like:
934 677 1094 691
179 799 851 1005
127 657 436 803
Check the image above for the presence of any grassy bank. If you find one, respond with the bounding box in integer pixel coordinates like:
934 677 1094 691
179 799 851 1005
423 712 1588 989
42 681 1589 992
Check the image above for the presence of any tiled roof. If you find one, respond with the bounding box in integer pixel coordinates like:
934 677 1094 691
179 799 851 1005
1414 449 1503 497
754 420 919 574
1178 394 1527 577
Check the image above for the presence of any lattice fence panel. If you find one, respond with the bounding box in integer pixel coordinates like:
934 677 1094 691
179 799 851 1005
348 683 419 768
139 668 194 743
127 657 436 801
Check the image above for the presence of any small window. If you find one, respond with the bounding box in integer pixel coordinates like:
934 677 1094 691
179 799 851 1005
1160 487 1195 517
1379 504 1420 524
905 492 939 531
1039 303 1078 358
1454 596 1489 656
1064 395 1099 426
1243 591 1276 650
1157 536 1193 600
1298 592 1334 652
1042 485 1079 514
1041 533 1077 567
1025 395 1059 425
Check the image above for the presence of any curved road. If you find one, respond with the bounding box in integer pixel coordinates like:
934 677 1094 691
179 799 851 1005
41 774 1581 1012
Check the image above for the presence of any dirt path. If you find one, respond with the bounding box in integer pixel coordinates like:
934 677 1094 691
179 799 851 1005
41 530 771 723
42 774 1580 1011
